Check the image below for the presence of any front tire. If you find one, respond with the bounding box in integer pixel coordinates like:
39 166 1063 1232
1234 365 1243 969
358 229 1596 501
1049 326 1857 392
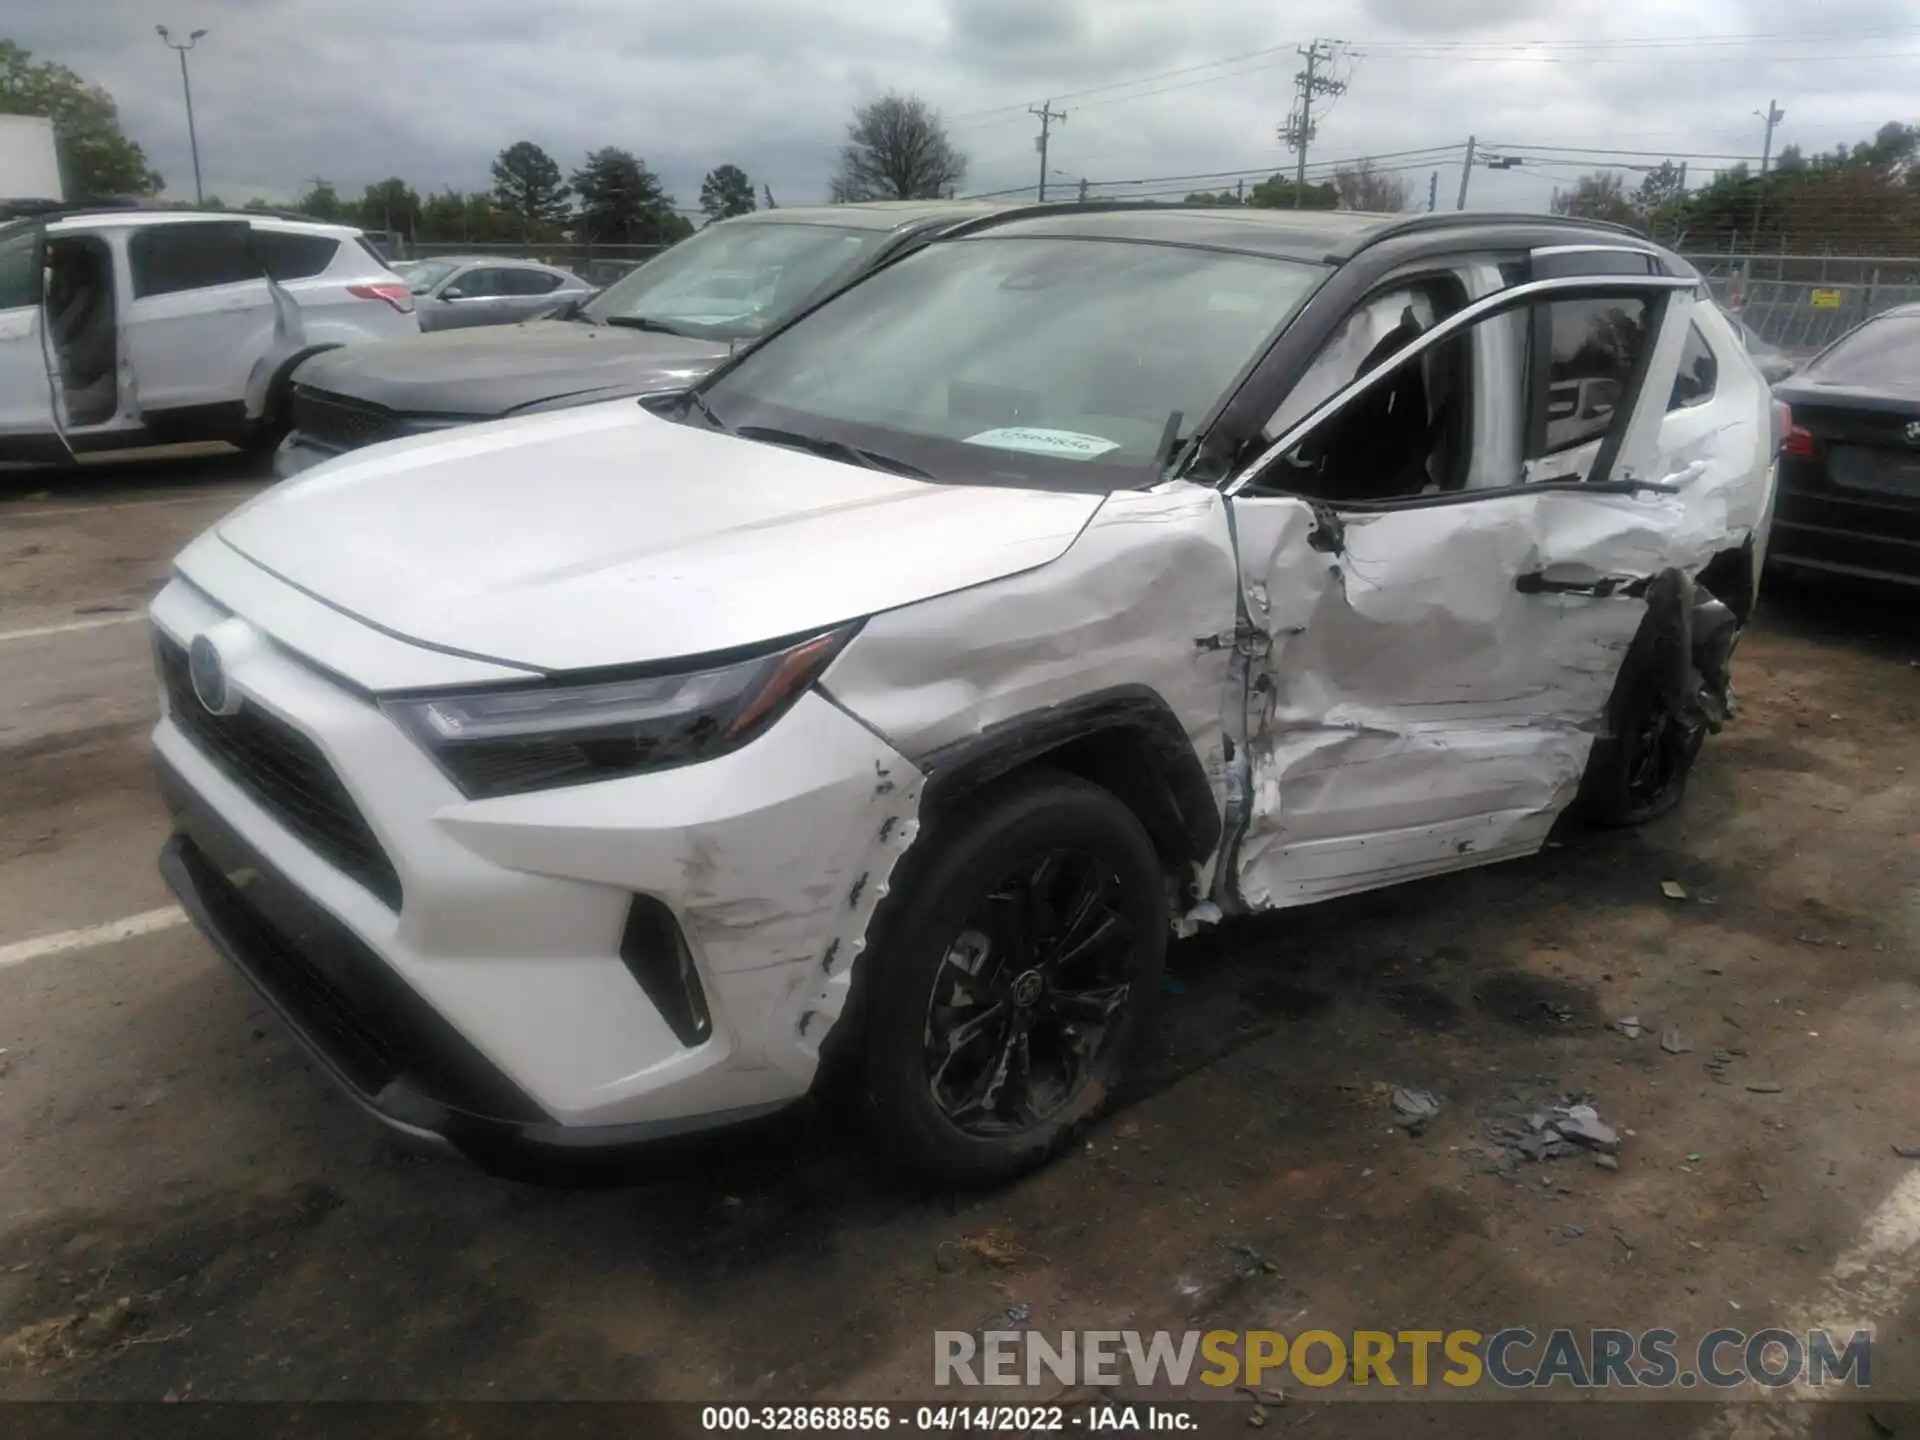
861 772 1168 1186
1574 627 1708 829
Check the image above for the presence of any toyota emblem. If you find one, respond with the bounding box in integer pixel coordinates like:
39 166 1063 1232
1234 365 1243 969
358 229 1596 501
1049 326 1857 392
188 634 238 715
1905 420 1920 447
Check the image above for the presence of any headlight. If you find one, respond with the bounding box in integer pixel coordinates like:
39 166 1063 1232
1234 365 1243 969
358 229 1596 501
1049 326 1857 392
382 625 855 799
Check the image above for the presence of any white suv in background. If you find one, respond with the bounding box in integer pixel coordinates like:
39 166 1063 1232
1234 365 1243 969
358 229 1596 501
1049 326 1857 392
0 207 418 465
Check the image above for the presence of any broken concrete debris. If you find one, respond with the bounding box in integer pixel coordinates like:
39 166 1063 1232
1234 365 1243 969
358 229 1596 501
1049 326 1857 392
1390 1087 1442 1133
1661 880 1689 901
1487 1094 1622 1166
1615 1015 1643 1039
1661 1026 1693 1055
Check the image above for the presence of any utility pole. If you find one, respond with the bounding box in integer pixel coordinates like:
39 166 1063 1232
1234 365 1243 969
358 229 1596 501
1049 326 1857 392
1237 177 1246 205
154 26 208 205
1031 101 1067 202
1280 39 1346 208
1753 99 1785 244
1078 176 1090 202
1456 135 1476 210
1427 171 1437 212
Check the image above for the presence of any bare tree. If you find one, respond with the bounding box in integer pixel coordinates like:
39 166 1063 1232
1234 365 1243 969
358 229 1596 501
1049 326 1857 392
1331 159 1412 213
1552 171 1638 226
829 93 967 201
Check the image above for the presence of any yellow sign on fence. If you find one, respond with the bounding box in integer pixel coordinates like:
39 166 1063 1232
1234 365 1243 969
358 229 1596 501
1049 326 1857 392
1810 289 1844 308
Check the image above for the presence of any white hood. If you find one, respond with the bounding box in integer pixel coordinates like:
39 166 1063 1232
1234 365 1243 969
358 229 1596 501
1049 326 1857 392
215 401 1101 673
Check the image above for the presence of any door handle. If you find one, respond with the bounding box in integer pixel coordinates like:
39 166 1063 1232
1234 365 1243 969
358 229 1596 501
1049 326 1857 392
1656 460 1709 487
1515 572 1645 598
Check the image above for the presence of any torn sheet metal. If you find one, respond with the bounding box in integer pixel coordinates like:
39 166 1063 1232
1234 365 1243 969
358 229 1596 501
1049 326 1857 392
437 691 925 1109
1225 479 1752 911
820 484 1241 886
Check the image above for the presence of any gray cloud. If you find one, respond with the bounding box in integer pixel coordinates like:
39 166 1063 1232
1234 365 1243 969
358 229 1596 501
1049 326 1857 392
9 0 1916 216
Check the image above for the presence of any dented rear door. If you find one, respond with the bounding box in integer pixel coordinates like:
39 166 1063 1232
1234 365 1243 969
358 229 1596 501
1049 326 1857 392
1220 268 1701 909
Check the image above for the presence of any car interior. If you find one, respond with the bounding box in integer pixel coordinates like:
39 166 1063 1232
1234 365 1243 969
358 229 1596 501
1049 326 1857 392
44 234 118 428
1256 280 1475 503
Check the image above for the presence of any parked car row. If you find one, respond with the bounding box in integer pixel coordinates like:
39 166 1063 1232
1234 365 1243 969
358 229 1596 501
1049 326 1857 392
272 201 1012 477
15 196 1906 1183
144 202 1803 1185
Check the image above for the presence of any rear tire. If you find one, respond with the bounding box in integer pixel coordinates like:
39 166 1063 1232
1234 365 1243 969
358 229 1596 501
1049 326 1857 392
861 772 1167 1186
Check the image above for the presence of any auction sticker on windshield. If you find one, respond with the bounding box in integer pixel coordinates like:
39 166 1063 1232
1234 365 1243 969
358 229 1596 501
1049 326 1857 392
964 427 1120 460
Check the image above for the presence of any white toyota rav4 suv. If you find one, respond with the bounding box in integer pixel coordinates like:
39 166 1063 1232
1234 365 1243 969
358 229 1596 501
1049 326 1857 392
151 206 1781 1184
0 207 416 465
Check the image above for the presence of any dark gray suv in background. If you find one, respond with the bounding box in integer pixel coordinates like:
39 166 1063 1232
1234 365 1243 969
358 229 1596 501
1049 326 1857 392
275 200 1010 478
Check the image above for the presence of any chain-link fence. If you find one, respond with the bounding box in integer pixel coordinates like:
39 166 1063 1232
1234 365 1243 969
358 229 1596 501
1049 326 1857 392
1678 250 1920 355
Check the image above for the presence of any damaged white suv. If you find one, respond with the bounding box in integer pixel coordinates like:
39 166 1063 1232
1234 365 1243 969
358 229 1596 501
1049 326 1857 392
152 206 1780 1184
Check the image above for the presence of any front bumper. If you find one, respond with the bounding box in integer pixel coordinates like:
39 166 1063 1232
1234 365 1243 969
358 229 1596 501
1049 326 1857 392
158 763 788 1166
151 572 925 1162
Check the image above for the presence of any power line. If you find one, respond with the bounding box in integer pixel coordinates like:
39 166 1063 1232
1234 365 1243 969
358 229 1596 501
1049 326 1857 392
941 26 1920 128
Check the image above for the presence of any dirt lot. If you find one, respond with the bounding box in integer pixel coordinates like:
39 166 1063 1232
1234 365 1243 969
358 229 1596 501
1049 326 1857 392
0 455 1916 1436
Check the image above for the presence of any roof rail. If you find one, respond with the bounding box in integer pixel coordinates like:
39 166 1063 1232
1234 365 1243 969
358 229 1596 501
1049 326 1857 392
1350 210 1651 253
0 199 350 228
925 197 1217 243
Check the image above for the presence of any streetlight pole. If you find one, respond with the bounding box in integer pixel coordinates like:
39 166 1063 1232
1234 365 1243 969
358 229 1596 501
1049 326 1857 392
155 26 208 205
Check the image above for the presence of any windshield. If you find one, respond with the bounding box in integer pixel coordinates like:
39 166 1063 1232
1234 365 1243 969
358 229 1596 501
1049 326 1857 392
582 221 884 339
693 235 1328 490
400 259 460 294
1809 314 1920 385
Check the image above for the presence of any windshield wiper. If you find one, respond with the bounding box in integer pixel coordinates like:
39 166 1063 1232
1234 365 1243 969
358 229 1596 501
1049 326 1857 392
605 315 691 337
736 425 932 479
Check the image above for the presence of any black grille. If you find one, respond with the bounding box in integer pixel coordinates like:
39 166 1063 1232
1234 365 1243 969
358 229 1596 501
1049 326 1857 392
289 386 403 453
175 834 402 1098
157 635 403 909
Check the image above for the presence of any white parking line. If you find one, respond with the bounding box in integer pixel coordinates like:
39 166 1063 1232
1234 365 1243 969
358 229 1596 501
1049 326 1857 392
1692 1166 1920 1436
0 906 187 971
0 614 144 644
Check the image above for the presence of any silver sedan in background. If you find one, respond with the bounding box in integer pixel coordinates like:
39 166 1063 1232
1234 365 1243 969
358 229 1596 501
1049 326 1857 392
398 256 595 331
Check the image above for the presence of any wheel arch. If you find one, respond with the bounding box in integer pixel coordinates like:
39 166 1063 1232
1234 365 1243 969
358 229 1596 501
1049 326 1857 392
914 685 1223 877
252 343 340 431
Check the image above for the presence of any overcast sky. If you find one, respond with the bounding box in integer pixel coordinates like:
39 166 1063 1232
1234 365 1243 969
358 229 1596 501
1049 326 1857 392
12 0 1919 216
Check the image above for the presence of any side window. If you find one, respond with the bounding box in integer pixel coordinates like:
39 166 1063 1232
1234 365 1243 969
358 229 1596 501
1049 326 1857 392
450 267 507 298
128 225 259 298
0 229 39 310
1531 297 1649 455
250 229 339 282
505 268 563 296
1254 280 1475 504
1668 324 1717 410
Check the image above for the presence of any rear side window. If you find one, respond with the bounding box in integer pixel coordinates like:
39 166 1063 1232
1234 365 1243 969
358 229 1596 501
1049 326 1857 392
250 229 339 281
129 224 258 298
504 268 563 296
1532 297 1649 455
1669 324 1717 410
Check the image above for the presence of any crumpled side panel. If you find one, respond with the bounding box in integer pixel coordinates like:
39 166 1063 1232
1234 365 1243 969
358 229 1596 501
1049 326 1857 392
821 485 1242 831
1230 483 1739 910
